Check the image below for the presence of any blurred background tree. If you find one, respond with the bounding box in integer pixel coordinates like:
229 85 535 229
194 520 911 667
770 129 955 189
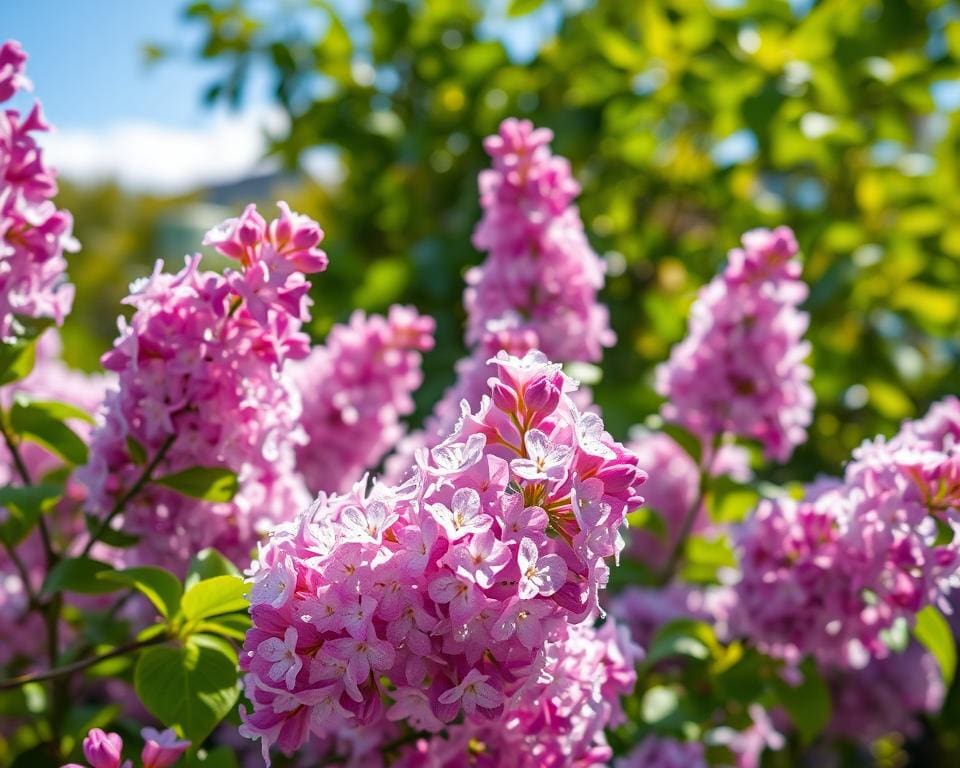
163 0 960 483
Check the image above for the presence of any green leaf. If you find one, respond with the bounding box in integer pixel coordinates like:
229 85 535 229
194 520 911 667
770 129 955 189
154 467 239 503
185 548 240 591
43 557 121 596
660 422 703 466
0 483 62 546
9 400 89 466
708 477 760 524
643 619 719 669
771 658 831 744
98 566 183 619
195 613 252 642
182 575 248 621
84 513 140 548
641 685 680 724
681 534 737 584
126 435 148 465
13 396 94 425
507 0 545 17
0 321 50 386
627 506 667 539
135 634 241 743
914 605 957 687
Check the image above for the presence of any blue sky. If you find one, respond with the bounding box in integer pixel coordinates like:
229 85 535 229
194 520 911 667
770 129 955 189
1 0 285 191
2 0 229 130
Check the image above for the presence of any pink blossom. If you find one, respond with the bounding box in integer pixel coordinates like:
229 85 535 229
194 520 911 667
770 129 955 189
517 536 567 598
511 429 572 482
466 119 614 362
656 227 813 462
437 668 502 716
258 626 303 689
140 728 191 768
291 305 434 494
82 729 125 768
79 203 324 574
238 350 644 763
0 39 78 341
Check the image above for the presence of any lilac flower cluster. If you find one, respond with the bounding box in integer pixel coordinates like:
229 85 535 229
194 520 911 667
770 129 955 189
656 227 813 462
62 726 189 768
733 398 960 667
389 119 613 478
239 351 644 764
0 40 78 341
79 203 327 572
465 118 614 363
291 305 434 494
826 641 945 745
391 621 639 768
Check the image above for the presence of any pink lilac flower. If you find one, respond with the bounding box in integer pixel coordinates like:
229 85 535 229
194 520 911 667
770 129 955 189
0 40 78 341
392 620 640 768
61 727 189 768
656 227 813 462
0 332 113 672
711 703 785 768
733 400 960 667
290 305 434 494
465 119 614 363
139 728 191 768
82 729 126 768
825 642 945 745
78 203 326 573
614 736 707 768
239 350 644 764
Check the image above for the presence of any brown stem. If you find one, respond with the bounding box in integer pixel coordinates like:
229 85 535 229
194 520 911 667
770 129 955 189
80 433 176 558
0 417 56 568
656 433 723 585
0 633 168 692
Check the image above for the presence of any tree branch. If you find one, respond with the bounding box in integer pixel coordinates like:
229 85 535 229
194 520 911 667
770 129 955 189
81 433 176 557
0 633 168 692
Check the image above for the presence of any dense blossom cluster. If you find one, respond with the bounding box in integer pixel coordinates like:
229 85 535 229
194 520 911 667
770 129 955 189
656 227 813 462
78 203 326 572
391 621 639 767
0 333 112 669
825 641 944 744
0 40 78 341
239 351 644 763
465 118 613 363
62 726 189 768
291 305 434 494
733 398 960 666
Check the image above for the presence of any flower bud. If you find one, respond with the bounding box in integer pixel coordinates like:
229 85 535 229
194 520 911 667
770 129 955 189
82 729 123 768
523 374 559 414
490 380 519 413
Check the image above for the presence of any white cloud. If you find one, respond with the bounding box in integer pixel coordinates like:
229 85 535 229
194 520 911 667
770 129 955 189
39 108 293 194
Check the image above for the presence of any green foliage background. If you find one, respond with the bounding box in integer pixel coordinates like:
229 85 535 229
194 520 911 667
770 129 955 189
66 0 960 483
